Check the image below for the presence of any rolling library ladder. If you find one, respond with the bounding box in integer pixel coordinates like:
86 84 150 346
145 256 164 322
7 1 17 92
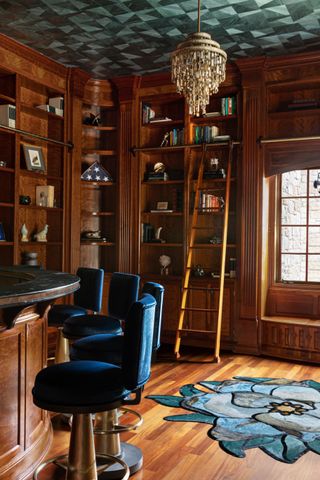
174 140 234 362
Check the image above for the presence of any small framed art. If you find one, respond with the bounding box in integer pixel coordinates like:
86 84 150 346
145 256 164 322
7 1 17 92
23 145 46 172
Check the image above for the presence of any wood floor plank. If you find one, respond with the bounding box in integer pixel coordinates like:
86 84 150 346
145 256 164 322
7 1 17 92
36 353 320 479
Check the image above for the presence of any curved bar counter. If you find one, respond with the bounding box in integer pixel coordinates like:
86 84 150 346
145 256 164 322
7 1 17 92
0 267 79 480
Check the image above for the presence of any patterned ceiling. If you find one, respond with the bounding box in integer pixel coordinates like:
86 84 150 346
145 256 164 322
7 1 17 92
1 0 320 79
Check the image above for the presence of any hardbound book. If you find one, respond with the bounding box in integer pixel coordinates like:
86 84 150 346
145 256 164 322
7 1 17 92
49 96 64 110
0 104 16 128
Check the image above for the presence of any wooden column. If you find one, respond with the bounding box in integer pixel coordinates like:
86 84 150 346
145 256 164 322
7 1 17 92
68 68 90 274
235 58 266 354
112 76 140 273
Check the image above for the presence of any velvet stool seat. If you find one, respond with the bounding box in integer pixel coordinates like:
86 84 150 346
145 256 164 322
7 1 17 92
32 293 156 480
48 267 104 363
62 272 140 341
70 283 164 477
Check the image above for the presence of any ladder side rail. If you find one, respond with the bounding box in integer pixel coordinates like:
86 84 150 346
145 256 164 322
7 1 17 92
174 144 207 357
214 141 234 362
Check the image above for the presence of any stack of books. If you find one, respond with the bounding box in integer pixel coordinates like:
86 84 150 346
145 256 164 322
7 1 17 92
141 223 154 242
287 99 318 110
193 125 219 144
144 171 169 181
142 103 155 123
221 97 237 115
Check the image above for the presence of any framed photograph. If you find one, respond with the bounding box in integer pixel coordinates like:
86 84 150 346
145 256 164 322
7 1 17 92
156 201 169 210
23 145 46 172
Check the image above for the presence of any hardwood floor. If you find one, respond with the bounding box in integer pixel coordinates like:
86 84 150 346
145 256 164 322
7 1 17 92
35 350 320 479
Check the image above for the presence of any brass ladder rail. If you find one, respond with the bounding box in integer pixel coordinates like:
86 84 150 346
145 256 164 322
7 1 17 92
174 141 233 362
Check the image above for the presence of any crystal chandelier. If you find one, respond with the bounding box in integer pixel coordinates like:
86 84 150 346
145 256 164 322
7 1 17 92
171 0 227 117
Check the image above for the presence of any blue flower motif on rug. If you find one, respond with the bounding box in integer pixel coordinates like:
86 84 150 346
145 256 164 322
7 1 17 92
147 376 320 463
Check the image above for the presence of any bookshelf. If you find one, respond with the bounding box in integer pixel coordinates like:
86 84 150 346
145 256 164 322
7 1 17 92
136 84 241 346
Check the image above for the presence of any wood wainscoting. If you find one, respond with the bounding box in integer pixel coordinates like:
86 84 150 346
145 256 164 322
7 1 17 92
261 316 320 363
0 311 52 480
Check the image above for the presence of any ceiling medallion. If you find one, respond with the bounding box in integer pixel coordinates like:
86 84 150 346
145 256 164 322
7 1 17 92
171 0 227 117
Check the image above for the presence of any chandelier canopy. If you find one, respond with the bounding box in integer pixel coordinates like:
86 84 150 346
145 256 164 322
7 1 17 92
171 0 227 117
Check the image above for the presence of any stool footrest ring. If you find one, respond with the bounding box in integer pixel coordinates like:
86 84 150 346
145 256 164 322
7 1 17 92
94 407 143 434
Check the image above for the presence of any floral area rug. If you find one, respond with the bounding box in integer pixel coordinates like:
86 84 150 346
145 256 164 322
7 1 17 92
147 376 320 463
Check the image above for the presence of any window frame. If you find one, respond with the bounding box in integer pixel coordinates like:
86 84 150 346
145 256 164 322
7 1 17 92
277 168 320 284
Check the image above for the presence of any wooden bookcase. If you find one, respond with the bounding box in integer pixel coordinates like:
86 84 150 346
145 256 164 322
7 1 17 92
136 82 241 348
80 81 119 274
0 67 68 270
260 59 320 362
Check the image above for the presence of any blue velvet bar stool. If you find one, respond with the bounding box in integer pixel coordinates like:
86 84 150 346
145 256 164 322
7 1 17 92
62 272 140 341
48 267 104 363
32 293 156 480
69 283 164 477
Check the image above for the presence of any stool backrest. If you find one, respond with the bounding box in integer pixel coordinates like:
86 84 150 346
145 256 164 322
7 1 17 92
108 272 140 320
74 267 104 312
122 293 156 391
141 282 164 351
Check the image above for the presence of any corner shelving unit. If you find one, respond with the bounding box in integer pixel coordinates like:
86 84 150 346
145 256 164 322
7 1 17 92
80 92 118 273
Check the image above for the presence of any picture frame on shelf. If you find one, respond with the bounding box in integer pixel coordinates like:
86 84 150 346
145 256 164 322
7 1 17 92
23 145 46 172
156 201 168 210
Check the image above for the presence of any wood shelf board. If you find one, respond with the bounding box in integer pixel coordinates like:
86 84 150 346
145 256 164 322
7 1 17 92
142 242 183 247
19 241 63 245
142 179 184 185
191 243 236 248
20 102 64 120
142 211 183 216
81 241 115 246
18 205 63 212
0 126 15 136
82 211 115 216
261 316 320 327
142 119 184 128
0 93 15 104
82 149 116 156
82 125 116 131
0 166 15 173
268 108 320 118
0 202 14 208
81 180 115 187
0 241 13 246
191 114 237 123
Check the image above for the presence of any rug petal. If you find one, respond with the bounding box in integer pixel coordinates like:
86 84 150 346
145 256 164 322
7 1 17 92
146 394 182 407
306 380 320 392
165 413 216 424
306 438 320 454
179 384 205 396
283 435 308 463
219 436 275 458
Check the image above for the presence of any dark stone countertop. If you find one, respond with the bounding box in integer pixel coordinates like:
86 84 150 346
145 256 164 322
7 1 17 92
0 266 80 309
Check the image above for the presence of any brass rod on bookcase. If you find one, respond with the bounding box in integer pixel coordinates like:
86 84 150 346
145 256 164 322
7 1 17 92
259 135 320 144
131 140 240 153
0 123 73 148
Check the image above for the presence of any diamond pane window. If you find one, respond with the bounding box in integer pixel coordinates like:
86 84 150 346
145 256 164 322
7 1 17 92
280 169 320 283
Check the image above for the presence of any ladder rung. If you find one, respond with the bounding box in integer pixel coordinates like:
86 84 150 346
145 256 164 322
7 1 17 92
178 328 216 334
181 307 217 313
183 286 219 291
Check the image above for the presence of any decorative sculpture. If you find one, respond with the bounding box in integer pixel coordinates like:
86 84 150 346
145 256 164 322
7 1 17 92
159 254 171 275
21 223 28 242
34 224 48 242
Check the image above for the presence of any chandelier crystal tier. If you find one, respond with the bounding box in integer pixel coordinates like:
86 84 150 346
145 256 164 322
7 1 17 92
171 0 227 117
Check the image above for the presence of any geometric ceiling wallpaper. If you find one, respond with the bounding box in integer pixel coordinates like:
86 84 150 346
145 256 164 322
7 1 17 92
1 0 320 79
